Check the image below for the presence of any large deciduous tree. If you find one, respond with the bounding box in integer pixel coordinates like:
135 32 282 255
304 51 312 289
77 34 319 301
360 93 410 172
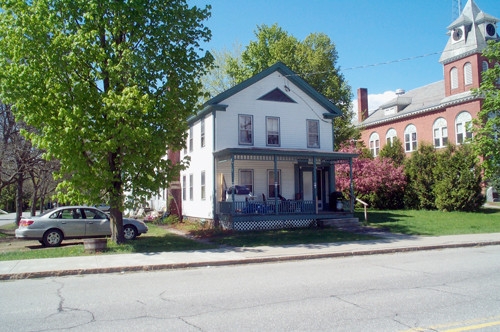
473 41 500 190
226 24 358 148
0 0 213 243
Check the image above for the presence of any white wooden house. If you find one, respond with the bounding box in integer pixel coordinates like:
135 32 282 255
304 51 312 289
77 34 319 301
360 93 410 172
178 62 357 231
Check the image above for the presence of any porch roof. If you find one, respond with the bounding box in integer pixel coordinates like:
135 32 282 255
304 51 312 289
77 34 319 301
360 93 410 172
213 147 357 163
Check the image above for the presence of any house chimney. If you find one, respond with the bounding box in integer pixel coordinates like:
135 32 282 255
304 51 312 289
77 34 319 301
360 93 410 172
357 88 368 122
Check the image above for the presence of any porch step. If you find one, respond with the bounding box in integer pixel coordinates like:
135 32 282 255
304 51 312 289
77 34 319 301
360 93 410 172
319 218 360 230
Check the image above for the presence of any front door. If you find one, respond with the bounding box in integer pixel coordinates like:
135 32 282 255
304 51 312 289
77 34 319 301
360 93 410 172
300 168 327 211
302 171 313 201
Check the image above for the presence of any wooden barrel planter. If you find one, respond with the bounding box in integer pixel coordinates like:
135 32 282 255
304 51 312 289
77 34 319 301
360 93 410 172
83 238 108 253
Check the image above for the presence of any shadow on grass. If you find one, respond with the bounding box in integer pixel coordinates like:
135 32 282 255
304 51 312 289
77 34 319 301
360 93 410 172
354 210 421 235
106 232 217 254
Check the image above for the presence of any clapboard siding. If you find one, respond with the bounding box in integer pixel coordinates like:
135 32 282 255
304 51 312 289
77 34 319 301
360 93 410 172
215 72 334 151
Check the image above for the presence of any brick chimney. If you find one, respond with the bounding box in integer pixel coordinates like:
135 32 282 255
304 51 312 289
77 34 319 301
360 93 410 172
357 88 368 122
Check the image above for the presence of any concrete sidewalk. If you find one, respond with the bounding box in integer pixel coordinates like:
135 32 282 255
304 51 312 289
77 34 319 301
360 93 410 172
1 232 499 280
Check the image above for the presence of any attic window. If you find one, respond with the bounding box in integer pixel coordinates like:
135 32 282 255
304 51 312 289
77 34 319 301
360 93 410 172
258 88 296 103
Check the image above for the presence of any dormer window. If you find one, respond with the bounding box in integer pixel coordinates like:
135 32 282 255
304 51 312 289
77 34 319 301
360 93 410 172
485 23 496 38
452 27 464 43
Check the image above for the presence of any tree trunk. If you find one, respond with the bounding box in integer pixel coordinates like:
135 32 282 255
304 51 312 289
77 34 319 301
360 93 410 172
40 196 45 213
15 174 23 226
110 207 124 244
30 191 37 216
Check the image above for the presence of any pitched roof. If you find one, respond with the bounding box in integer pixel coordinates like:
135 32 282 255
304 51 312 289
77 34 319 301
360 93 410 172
191 62 342 122
358 81 480 128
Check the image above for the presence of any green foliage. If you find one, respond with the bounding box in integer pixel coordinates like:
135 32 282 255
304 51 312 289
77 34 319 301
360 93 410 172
404 143 484 212
473 40 500 189
433 145 484 212
379 137 406 167
226 23 359 148
0 0 213 242
404 143 438 209
200 46 242 101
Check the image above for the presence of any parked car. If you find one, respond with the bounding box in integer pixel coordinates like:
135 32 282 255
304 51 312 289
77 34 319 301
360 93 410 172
94 204 111 212
15 206 148 247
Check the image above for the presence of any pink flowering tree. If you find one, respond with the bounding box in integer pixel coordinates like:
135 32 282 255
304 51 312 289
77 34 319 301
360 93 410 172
336 142 406 209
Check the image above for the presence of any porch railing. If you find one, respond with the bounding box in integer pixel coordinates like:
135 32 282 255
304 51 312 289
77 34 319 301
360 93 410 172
218 199 352 216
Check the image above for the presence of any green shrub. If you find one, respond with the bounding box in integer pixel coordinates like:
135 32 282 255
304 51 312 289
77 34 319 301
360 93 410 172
433 145 484 211
404 143 438 209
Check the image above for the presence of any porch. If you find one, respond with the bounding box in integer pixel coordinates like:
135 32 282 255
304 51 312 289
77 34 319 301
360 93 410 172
213 148 358 231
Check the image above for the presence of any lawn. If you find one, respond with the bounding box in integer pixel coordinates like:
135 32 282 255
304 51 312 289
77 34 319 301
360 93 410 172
0 206 499 261
358 207 500 236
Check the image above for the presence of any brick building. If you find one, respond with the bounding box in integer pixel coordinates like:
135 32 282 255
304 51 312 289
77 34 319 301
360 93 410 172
357 0 499 157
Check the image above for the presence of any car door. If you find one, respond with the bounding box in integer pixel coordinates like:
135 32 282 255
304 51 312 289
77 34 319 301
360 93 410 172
82 208 111 237
57 208 86 237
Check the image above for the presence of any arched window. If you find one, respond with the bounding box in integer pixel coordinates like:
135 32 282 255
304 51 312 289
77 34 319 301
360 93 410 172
456 111 472 144
369 132 380 157
482 61 489 72
433 117 448 148
386 128 397 145
464 62 472 85
450 67 458 89
404 124 417 152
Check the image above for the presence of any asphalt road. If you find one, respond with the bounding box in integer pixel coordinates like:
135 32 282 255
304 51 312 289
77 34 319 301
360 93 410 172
1 246 499 331
0 212 29 226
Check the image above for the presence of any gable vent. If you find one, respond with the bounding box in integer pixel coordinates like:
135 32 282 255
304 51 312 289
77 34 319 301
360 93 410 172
258 88 297 103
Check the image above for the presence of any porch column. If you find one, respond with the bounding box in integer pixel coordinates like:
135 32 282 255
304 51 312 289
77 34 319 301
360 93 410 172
329 163 335 193
313 157 318 214
274 155 278 214
231 155 235 214
349 158 354 213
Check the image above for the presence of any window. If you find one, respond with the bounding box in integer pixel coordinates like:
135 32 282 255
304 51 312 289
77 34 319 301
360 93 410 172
189 126 193 152
200 117 205 148
369 132 380 157
182 175 186 200
189 174 193 200
433 117 448 148
201 171 206 200
266 117 280 146
307 119 319 148
456 111 472 144
239 115 253 145
404 124 418 152
482 61 489 72
386 128 397 145
268 170 281 198
239 169 254 194
464 62 472 85
450 67 458 90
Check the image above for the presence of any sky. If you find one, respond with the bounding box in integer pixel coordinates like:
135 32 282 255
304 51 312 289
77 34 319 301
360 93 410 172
188 0 499 114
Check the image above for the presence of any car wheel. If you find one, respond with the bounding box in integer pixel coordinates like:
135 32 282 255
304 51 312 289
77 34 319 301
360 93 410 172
123 225 137 240
43 229 63 247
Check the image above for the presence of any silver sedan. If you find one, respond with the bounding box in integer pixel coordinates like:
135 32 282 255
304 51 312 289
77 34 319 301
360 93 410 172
15 206 148 247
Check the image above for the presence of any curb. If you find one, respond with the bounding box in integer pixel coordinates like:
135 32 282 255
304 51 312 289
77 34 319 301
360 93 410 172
2 240 500 281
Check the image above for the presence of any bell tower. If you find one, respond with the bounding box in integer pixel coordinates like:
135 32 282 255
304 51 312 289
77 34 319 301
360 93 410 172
439 0 499 97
